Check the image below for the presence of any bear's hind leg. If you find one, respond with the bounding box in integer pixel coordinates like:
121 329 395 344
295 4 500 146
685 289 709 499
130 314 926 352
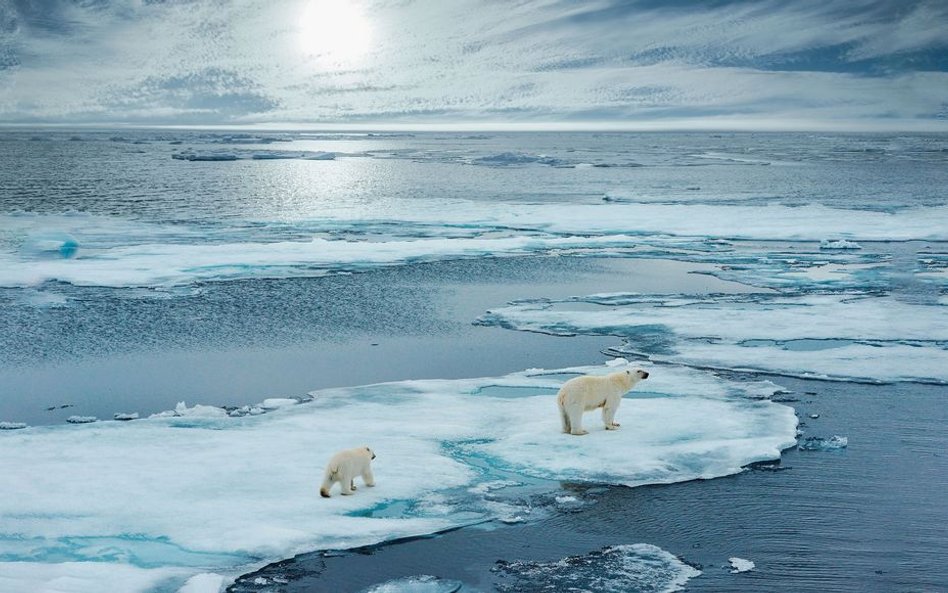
567 405 588 435
340 473 355 495
559 403 571 434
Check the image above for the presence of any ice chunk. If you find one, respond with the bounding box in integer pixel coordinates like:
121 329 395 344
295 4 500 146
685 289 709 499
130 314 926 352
820 239 862 250
493 544 700 593
114 412 140 421
798 435 848 451
22 232 80 259
728 557 755 573
260 398 299 409
357 575 463 593
178 572 229 593
605 357 630 367
0 421 27 430
172 152 238 161
150 401 229 418
66 415 97 424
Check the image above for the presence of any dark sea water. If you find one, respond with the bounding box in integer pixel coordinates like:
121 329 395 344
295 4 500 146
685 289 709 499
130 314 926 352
0 130 945 593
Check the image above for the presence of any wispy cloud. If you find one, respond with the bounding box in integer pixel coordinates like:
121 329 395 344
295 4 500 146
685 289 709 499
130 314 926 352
0 0 945 128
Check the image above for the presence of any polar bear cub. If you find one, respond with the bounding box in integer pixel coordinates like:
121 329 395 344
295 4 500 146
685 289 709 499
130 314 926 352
557 368 649 435
320 446 376 498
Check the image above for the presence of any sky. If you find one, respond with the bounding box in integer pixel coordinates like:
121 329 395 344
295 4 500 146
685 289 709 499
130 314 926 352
0 0 946 130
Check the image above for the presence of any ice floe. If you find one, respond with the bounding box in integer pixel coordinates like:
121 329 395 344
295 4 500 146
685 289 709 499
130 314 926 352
492 544 700 593
477 293 948 384
0 363 795 593
798 435 848 451
728 557 756 573
0 200 944 290
820 239 862 250
357 575 463 593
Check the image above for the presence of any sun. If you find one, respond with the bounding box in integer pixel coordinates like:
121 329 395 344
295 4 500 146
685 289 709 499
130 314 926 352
298 0 373 69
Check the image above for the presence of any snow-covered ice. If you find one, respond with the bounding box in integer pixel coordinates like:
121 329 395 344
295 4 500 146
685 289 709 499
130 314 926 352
820 239 862 250
478 293 948 384
0 200 944 290
493 544 701 593
357 575 463 593
0 364 795 593
798 435 848 451
728 557 756 573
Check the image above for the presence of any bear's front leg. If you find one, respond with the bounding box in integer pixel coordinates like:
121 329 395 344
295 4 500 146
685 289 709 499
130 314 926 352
603 405 620 430
362 467 375 487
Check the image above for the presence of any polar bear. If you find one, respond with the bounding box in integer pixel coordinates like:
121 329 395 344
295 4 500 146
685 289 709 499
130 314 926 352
320 446 376 497
557 369 649 435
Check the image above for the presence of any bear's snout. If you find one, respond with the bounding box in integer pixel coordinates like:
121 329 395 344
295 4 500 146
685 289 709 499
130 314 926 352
640 371 650 379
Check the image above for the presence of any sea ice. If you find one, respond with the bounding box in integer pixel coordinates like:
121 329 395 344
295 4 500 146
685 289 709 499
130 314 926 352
357 575 463 593
478 293 948 384
728 557 755 573
66 415 97 424
820 239 862 250
492 544 700 593
798 435 848 451
0 201 944 290
0 422 27 430
0 364 795 593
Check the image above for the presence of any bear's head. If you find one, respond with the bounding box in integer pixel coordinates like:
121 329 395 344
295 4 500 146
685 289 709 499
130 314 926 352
362 446 376 460
621 368 650 389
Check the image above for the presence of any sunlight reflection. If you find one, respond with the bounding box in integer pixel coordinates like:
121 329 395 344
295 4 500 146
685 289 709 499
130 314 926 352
298 0 373 70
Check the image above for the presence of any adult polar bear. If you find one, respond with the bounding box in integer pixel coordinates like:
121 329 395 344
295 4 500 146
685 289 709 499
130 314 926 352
320 446 376 497
557 368 649 435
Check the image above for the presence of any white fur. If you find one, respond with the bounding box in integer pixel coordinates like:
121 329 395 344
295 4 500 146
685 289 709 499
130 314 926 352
556 369 649 435
319 446 376 498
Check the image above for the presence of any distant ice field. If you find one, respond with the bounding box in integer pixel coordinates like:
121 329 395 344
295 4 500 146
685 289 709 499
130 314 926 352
0 363 795 593
478 293 948 384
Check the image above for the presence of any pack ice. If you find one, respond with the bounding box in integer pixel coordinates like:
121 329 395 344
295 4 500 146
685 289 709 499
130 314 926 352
0 363 796 593
478 293 948 384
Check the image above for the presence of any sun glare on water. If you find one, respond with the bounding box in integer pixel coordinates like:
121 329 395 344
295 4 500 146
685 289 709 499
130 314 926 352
298 0 373 68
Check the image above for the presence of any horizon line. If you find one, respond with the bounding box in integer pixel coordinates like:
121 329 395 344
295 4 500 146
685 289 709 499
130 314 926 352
2 117 947 134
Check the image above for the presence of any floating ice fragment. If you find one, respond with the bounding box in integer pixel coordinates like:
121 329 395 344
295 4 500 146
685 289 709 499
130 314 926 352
798 435 848 451
66 415 97 424
22 232 80 259
114 412 139 421
820 239 862 250
605 357 630 367
172 152 238 161
357 575 463 593
728 557 755 573
493 544 700 593
809 413 820 419
178 572 229 593
260 398 298 409
555 495 578 503
0 421 27 430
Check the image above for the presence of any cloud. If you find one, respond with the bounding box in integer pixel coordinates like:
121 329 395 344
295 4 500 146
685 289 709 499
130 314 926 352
0 0 945 127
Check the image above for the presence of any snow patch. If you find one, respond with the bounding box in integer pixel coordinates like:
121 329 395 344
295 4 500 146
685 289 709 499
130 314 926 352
728 557 756 573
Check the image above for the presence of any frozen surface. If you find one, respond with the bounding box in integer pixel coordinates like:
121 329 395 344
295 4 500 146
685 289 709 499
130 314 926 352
0 199 944 290
0 364 794 593
357 575 463 593
728 557 756 573
493 544 701 593
798 435 848 451
820 239 862 250
477 293 948 384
